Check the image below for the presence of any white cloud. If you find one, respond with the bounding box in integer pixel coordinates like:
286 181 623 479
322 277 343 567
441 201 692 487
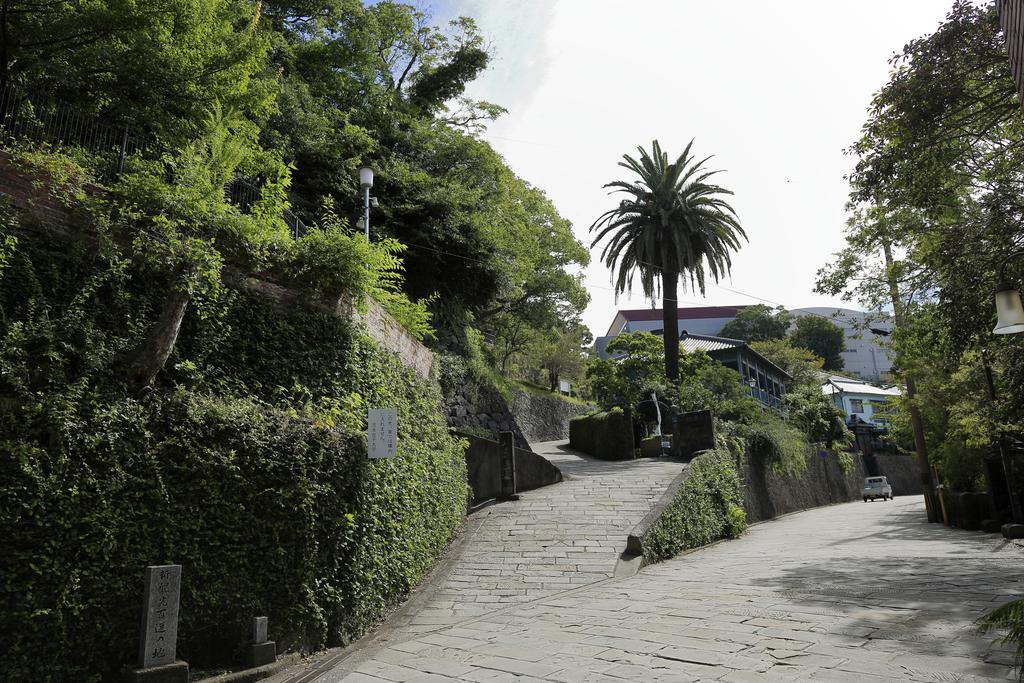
435 0 953 337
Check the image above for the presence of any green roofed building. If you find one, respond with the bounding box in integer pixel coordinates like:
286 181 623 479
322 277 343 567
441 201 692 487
678 332 791 409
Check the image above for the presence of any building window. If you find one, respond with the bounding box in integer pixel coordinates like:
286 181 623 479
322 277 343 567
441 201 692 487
849 398 863 414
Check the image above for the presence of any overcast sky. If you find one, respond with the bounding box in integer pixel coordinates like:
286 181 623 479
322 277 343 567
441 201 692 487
433 0 955 338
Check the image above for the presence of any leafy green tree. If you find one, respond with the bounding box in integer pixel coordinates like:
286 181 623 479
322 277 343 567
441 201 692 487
675 350 760 422
533 323 592 392
1 0 276 144
719 305 792 342
585 331 758 421
818 1 1024 523
789 316 845 371
784 385 850 448
749 339 824 390
260 2 589 346
590 140 746 380
586 332 666 410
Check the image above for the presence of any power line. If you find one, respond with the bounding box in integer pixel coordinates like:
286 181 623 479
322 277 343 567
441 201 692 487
392 239 886 329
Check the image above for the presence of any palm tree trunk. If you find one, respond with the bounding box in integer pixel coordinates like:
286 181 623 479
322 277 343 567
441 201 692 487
662 269 680 381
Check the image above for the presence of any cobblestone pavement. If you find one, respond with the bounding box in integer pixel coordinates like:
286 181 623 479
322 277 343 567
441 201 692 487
384 441 687 632
314 494 1022 682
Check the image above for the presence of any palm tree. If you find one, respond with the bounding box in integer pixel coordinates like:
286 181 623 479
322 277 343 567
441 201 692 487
590 140 746 380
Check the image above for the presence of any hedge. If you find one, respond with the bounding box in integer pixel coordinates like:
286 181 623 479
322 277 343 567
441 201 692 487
640 448 746 563
0 223 468 681
568 407 634 460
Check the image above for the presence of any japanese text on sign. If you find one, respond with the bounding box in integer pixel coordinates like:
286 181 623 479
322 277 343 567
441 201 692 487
367 408 398 459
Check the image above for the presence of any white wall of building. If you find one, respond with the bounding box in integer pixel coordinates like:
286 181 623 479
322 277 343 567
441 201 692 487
596 306 895 383
789 307 894 383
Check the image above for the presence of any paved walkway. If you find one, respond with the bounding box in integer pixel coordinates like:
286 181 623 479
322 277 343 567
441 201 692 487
381 441 686 632
314 495 1021 682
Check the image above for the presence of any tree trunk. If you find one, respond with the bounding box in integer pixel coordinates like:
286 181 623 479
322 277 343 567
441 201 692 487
662 269 680 381
121 288 191 393
881 236 938 522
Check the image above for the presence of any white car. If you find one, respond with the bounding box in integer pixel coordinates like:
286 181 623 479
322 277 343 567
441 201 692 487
863 476 893 502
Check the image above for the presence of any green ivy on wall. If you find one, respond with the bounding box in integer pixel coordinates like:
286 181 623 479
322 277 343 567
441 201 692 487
0 205 467 681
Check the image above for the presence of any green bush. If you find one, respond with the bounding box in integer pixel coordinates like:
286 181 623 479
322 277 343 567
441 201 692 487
743 415 810 478
0 217 467 681
569 407 634 460
725 503 748 538
641 448 745 562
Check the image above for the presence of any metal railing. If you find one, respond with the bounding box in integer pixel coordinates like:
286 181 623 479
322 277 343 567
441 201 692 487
0 85 150 178
0 84 308 236
225 176 308 239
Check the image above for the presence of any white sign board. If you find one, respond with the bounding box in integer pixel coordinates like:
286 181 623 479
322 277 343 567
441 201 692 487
367 408 398 459
558 379 571 394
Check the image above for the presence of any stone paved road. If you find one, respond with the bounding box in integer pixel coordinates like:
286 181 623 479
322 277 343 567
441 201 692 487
316 495 1021 682
382 441 686 633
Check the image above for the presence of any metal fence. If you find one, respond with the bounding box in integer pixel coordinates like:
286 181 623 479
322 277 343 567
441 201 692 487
225 176 309 239
0 84 308 236
0 85 149 177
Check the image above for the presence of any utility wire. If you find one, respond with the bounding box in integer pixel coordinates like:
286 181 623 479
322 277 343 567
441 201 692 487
395 239 885 329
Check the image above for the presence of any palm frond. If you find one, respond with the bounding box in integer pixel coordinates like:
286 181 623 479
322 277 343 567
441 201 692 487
978 598 1024 680
589 138 746 298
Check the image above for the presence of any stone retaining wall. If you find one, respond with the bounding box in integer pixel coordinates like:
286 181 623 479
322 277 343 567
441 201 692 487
444 383 530 450
629 448 877 564
461 432 563 504
510 389 594 443
232 275 433 380
866 454 923 496
0 153 436 382
743 450 869 524
0 149 87 229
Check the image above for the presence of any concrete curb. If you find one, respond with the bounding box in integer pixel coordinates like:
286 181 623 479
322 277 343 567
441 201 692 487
193 656 299 683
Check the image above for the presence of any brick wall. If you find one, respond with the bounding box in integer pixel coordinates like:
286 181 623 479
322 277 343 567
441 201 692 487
0 149 80 228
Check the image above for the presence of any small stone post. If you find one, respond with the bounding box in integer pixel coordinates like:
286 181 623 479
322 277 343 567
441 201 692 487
123 564 188 683
247 616 277 667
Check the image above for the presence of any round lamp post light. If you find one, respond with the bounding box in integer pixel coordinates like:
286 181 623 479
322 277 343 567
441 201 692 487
990 250 1024 528
994 250 1024 334
358 166 374 241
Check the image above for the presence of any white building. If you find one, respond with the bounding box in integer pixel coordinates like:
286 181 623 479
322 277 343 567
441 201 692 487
822 375 902 427
594 305 896 384
789 307 895 383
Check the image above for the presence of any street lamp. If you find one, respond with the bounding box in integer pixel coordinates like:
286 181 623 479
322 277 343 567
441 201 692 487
989 250 1024 528
358 166 374 241
993 250 1024 334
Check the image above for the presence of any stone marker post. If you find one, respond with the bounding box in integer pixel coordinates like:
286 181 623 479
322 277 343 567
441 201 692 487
498 431 519 501
124 564 188 683
248 616 277 668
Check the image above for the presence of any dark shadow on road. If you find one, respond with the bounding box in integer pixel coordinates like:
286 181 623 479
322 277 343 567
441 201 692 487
738 505 1022 670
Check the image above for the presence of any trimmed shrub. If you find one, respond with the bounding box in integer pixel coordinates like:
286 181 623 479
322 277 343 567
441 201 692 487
569 407 634 460
640 449 745 562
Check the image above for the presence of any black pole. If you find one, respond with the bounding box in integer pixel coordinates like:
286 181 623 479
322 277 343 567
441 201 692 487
981 349 1023 524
